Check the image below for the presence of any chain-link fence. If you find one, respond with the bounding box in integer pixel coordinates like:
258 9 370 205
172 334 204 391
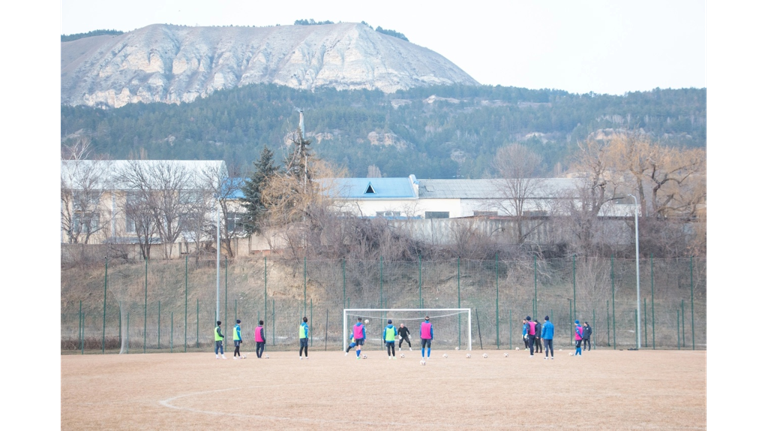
61 255 706 354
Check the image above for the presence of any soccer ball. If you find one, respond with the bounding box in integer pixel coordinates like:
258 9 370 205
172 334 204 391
504 353 509 357
400 353 405 358
265 355 269 359
420 360 426 366
559 349 563 352
455 347 459 350
569 352 573 356
466 353 471 358
482 353 488 358
443 354 448 358
242 355 247 359
515 347 519 351
365 319 369 324
363 354 367 359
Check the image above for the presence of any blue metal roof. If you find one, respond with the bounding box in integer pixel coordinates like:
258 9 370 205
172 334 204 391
324 178 417 199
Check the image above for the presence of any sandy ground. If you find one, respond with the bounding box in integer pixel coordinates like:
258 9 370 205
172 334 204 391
62 348 705 430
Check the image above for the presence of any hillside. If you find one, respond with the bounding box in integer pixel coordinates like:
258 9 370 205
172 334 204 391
61 84 706 179
61 23 478 108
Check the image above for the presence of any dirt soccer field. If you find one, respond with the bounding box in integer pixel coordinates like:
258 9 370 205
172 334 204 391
61 348 705 430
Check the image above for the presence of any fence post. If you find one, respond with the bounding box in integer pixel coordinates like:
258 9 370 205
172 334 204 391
633 309 637 348
304 256 307 316
572 254 577 320
78 301 82 353
157 301 160 349
325 309 329 351
171 312 174 353
457 257 461 349
496 253 499 349
126 312 130 354
264 256 268 340
677 309 680 350
509 310 512 349
310 298 313 347
690 256 695 350
224 256 228 352
342 259 346 312
184 255 188 353
534 255 537 320
102 257 108 354
593 309 596 350
643 298 647 348
418 255 422 308
196 298 199 348
607 300 610 347
81 310 85 355
611 255 616 349
681 299 685 347
651 253 655 349
569 298 573 345
272 299 275 345
144 257 148 354
118 303 121 350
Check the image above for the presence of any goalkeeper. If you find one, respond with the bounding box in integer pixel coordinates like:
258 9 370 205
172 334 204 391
398 323 412 351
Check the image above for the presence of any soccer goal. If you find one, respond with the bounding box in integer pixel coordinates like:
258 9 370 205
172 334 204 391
342 308 472 351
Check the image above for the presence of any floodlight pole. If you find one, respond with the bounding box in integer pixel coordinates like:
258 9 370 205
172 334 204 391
628 194 641 350
215 194 221 321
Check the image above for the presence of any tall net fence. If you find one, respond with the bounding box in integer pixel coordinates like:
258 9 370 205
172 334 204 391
61 255 706 354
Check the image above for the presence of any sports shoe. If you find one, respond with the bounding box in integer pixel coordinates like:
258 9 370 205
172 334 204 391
300 357 303 360
356 356 360 360
345 352 348 356
215 354 219 359
398 347 401 351
409 348 412 351
221 355 227 359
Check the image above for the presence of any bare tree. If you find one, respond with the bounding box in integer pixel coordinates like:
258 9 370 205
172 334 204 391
492 144 547 244
61 160 111 244
123 191 157 260
557 139 622 256
201 164 246 258
117 161 193 259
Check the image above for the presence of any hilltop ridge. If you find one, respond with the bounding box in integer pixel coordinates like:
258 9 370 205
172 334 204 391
61 23 478 108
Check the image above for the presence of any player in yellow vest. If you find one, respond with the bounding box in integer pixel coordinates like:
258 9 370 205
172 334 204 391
233 319 243 359
215 320 225 359
383 319 397 359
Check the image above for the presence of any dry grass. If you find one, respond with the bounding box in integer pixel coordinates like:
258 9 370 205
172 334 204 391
62 349 705 430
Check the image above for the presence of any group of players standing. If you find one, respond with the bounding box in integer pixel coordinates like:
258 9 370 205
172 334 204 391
345 316 434 360
521 316 593 359
213 314 593 360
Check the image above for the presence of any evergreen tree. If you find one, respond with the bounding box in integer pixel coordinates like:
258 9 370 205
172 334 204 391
240 145 278 234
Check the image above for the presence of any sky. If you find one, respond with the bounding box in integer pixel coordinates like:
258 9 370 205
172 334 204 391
60 0 705 95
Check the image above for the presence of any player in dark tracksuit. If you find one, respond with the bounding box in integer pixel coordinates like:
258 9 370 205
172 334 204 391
534 319 543 353
398 323 412 351
582 322 592 351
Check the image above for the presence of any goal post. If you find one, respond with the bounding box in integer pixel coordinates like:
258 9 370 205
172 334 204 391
342 308 472 351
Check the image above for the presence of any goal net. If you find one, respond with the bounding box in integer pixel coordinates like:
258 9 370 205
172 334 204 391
342 308 472 351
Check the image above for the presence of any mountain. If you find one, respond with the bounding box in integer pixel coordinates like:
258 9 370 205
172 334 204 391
61 23 479 108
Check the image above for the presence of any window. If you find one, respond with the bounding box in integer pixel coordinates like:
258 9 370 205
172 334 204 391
473 211 497 217
364 183 376 194
226 212 245 233
73 191 101 211
125 216 136 234
523 210 548 217
375 211 401 218
73 212 100 233
425 211 449 219
180 190 203 205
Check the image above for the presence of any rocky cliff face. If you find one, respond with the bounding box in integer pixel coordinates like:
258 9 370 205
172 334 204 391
61 23 478 108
